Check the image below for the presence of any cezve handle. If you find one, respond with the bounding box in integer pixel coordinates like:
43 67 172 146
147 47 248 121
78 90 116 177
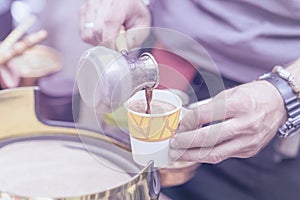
115 25 128 52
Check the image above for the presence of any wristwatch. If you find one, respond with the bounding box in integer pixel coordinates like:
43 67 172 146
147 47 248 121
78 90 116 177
259 67 300 138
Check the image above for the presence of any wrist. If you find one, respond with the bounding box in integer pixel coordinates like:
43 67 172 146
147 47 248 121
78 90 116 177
259 66 300 137
257 79 287 119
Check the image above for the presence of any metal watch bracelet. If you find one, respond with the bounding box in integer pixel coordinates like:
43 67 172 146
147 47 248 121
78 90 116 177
259 72 300 138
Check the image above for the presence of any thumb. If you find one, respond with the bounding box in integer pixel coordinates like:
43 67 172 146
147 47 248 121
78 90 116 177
178 99 213 132
177 106 202 133
125 27 151 49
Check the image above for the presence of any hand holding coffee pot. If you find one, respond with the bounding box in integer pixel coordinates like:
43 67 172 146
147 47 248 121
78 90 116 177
76 28 159 113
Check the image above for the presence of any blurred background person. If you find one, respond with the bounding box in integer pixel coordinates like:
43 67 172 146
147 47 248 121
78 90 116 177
79 1 300 200
0 0 13 41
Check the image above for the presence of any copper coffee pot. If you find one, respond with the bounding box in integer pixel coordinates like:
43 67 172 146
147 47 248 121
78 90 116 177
76 27 159 113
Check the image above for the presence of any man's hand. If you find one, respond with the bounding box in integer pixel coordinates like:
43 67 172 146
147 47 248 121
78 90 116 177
79 0 151 49
169 81 287 164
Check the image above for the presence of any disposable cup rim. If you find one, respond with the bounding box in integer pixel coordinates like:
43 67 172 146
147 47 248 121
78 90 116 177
124 90 182 118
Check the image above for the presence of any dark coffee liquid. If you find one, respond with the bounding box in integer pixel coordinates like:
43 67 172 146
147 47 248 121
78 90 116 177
129 99 176 114
145 87 153 114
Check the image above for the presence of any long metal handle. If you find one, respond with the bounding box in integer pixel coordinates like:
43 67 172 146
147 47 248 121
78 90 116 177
148 161 161 200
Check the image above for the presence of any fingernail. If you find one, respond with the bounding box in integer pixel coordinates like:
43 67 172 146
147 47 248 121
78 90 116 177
177 123 186 132
169 137 177 148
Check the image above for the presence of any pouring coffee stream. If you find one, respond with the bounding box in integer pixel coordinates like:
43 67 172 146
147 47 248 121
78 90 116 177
76 26 159 114
116 26 154 114
145 88 153 114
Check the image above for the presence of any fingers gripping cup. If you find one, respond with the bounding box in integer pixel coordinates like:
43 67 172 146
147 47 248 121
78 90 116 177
125 89 182 167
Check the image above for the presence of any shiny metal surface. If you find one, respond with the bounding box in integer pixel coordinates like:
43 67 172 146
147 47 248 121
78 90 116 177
76 46 158 113
0 87 160 200
160 162 200 187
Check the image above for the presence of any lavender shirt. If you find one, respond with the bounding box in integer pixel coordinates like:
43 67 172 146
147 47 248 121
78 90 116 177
151 0 300 83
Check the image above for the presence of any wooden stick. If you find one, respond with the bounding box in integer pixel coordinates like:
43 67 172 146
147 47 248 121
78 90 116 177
0 30 48 65
0 15 36 53
115 25 128 52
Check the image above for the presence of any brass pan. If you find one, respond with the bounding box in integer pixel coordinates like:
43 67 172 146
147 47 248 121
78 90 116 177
0 87 160 200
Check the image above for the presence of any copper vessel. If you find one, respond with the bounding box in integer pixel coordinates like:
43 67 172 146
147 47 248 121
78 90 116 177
0 87 160 200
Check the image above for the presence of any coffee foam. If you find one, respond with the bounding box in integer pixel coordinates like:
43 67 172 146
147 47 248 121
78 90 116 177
128 99 176 114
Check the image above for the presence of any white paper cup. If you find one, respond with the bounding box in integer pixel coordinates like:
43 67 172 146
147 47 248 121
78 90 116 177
125 89 182 167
